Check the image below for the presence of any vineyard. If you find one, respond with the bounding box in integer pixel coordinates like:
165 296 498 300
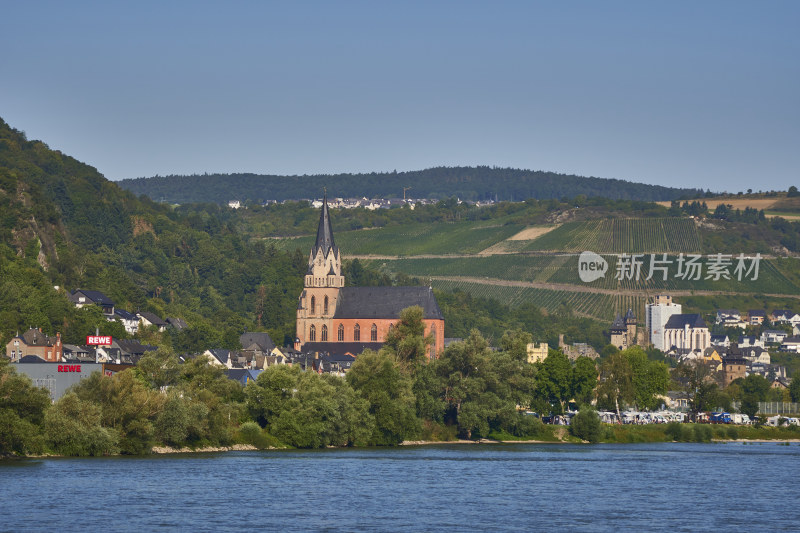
368 254 800 295
431 279 647 321
510 217 703 253
268 219 523 256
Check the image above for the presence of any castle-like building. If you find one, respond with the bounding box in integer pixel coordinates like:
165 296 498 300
295 195 445 358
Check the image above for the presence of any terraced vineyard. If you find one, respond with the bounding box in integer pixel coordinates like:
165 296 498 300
368 254 800 295
431 279 647 321
514 217 702 253
269 220 523 256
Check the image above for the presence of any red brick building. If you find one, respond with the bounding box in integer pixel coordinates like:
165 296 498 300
6 328 63 362
295 195 445 358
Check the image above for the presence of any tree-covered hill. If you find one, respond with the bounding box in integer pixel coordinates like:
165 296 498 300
118 167 704 205
0 117 306 348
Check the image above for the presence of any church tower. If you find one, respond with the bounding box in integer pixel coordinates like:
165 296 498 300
295 194 344 348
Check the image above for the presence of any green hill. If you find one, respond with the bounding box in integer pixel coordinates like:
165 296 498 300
0 117 305 348
118 167 704 205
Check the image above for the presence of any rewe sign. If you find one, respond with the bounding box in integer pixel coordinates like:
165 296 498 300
86 335 112 346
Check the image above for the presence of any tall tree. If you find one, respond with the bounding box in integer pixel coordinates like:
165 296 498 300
597 351 633 419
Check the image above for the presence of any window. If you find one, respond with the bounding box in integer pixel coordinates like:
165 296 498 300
354 324 360 341
338 324 344 341
309 325 316 341
324 296 329 315
322 325 328 342
310 296 316 315
371 323 377 342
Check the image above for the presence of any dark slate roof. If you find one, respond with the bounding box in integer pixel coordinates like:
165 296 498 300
240 332 276 353
226 368 262 385
610 314 626 331
749 309 767 317
116 339 157 356
664 313 707 329
20 328 58 346
138 311 167 327
624 308 636 320
115 309 138 321
333 286 444 320
18 355 47 363
312 193 338 259
71 289 114 306
301 342 384 357
207 349 230 365
772 309 794 318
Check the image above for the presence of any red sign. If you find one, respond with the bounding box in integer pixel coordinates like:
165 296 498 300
86 335 112 345
58 365 82 372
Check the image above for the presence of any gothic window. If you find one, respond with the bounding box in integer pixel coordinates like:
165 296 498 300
371 323 377 342
324 296 329 315
322 325 328 342
354 324 360 341
310 296 316 315
309 325 316 342
338 324 344 341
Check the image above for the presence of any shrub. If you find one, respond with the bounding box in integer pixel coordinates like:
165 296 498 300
512 414 544 438
693 424 713 443
726 426 739 440
570 409 602 443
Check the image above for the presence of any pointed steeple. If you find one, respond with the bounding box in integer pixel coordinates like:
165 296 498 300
313 192 337 258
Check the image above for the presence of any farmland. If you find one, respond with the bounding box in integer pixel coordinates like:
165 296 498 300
431 279 648 321
271 212 800 323
269 219 523 256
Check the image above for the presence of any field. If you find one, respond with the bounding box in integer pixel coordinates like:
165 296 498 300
272 213 800 323
430 279 647 321
268 219 523 256
657 196 800 219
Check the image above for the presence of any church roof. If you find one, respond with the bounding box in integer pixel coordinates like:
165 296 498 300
312 193 338 258
664 313 707 329
333 286 444 320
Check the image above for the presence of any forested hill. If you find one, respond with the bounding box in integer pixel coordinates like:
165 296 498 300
118 167 704 205
0 116 306 348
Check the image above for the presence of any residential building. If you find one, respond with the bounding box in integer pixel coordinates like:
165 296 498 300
295 195 445 359
5 328 63 363
722 354 747 387
114 309 140 335
646 295 682 351
748 309 767 325
138 311 168 332
70 289 115 316
761 330 789 345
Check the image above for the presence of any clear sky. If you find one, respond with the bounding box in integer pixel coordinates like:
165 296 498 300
1 1 798 192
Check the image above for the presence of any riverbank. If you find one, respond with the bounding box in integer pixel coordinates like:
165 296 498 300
150 444 259 454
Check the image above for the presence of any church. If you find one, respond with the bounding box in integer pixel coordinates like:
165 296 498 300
295 196 445 359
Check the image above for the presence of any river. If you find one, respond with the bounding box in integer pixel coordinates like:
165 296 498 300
3 442 799 531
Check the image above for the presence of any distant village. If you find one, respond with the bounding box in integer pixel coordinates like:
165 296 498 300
226 195 498 210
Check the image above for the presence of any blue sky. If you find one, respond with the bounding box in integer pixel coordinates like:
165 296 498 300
1 1 798 192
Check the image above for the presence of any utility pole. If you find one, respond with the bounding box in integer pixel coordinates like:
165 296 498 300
403 186 412 201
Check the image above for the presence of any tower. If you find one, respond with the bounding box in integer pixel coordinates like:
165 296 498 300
295 194 345 349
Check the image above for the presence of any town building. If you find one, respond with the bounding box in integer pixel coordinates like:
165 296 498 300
294 195 445 358
645 295 682 351
610 309 637 351
70 289 115 317
5 328 63 362
526 342 548 364
722 354 747 386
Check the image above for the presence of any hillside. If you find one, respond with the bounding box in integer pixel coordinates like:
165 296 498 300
0 117 306 348
118 167 704 205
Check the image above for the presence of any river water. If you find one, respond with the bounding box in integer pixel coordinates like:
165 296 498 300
3 442 799 531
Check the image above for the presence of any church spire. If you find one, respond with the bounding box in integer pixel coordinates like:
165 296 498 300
313 192 337 258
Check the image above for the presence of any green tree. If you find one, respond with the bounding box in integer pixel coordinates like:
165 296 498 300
71 370 165 454
347 349 420 445
499 329 532 363
790 372 800 402
596 351 633 418
383 305 433 368
570 408 602 443
0 359 50 455
135 347 181 390
532 350 572 414
571 356 597 407
44 393 119 456
740 374 770 420
626 347 669 411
